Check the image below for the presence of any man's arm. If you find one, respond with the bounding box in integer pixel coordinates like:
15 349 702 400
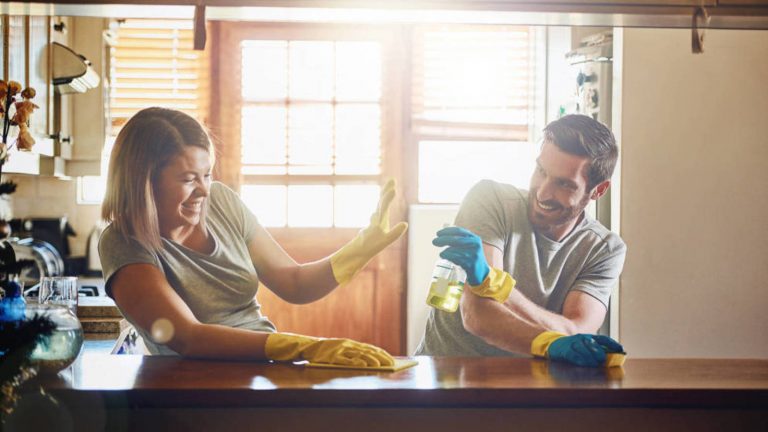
505 289 607 335
460 244 607 354
460 288 544 354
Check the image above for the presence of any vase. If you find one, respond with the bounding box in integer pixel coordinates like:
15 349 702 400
24 303 84 373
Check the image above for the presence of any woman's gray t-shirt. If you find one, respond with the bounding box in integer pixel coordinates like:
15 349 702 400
416 179 626 357
99 181 277 355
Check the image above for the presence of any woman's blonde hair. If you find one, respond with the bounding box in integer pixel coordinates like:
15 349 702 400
101 107 215 251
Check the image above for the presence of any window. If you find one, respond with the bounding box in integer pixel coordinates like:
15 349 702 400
412 25 543 203
79 19 209 204
108 19 209 134
418 140 538 203
236 34 387 228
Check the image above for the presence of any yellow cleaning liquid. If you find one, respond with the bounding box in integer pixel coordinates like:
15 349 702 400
426 278 465 313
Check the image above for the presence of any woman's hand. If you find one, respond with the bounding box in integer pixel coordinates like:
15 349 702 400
330 178 408 285
265 333 395 367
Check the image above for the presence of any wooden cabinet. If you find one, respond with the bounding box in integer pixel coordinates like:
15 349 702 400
1 15 107 177
67 17 108 177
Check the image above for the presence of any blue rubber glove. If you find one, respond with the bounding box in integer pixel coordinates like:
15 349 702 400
532 331 625 367
432 226 490 286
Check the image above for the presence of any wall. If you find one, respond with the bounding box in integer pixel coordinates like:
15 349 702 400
618 28 768 358
8 175 100 257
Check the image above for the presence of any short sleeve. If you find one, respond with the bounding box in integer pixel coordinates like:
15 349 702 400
570 241 627 308
209 182 260 243
453 180 512 252
98 225 161 298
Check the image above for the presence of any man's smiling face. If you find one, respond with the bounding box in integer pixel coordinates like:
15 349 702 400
527 140 597 241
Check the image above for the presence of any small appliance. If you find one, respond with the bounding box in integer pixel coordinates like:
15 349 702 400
9 217 76 270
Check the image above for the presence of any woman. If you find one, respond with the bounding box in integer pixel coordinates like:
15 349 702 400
99 107 407 367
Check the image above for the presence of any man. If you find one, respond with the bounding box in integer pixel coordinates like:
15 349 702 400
416 115 626 367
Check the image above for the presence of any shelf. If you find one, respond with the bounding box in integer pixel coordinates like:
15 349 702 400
2 0 768 30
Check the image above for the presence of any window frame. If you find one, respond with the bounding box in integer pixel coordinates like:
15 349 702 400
212 22 406 229
406 24 546 205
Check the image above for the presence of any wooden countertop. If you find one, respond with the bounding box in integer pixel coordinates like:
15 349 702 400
37 353 768 409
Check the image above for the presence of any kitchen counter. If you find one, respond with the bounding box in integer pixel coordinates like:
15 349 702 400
25 353 768 431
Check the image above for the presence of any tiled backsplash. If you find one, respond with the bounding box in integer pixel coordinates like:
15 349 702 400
6 174 101 257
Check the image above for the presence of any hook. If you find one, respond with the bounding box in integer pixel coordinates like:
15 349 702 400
194 4 207 51
692 6 710 54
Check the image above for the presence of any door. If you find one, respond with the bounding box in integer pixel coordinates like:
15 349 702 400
213 22 407 354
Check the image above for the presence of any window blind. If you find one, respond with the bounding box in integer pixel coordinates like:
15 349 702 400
108 19 209 136
411 25 533 141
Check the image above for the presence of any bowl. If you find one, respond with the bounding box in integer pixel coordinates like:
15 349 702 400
25 303 84 373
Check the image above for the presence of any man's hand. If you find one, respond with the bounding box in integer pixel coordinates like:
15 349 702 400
432 226 490 286
433 226 515 303
531 331 625 367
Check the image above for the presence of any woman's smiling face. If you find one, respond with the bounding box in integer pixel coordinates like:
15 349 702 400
153 146 212 235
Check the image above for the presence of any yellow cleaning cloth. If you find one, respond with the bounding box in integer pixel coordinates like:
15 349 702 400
605 352 627 367
304 358 418 372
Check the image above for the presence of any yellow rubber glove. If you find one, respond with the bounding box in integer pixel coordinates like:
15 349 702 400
330 179 408 285
265 333 395 367
470 267 516 303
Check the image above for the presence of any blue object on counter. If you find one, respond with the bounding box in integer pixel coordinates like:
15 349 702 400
0 278 26 323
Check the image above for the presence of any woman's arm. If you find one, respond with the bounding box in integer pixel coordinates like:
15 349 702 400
111 262 394 366
246 179 407 304
111 263 271 360
246 223 339 304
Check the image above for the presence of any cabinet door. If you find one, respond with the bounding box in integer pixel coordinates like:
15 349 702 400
28 16 52 141
1 17 53 150
5 16 26 84
257 230 405 355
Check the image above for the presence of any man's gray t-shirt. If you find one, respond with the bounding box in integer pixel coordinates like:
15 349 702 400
416 180 626 357
99 181 277 355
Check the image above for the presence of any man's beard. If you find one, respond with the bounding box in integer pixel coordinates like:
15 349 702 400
527 188 591 238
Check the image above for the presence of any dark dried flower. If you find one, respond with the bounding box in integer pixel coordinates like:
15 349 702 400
20 88 36 100
7 82 21 97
